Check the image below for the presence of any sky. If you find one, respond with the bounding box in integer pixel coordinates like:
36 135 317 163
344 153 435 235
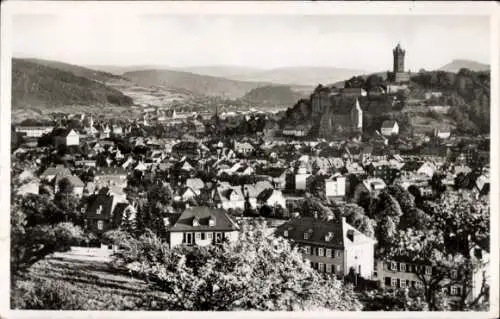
11 13 491 72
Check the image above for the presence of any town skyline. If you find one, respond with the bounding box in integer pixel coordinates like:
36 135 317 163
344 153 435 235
12 14 490 72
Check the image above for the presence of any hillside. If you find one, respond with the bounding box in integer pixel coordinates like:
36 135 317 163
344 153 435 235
240 85 305 107
438 59 490 73
176 65 264 78
278 68 490 137
23 58 126 83
12 58 134 109
122 69 272 99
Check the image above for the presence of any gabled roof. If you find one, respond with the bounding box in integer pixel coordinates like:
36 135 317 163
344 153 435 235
56 174 84 187
381 120 398 129
85 193 114 220
52 127 76 137
40 165 71 178
169 207 239 232
275 216 376 249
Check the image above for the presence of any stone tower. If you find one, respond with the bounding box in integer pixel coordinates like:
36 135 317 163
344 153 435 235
393 43 405 73
391 43 410 84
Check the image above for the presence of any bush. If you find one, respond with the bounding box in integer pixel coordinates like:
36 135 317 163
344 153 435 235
12 278 86 310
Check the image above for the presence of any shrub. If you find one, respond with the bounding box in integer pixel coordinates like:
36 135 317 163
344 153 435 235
12 278 86 310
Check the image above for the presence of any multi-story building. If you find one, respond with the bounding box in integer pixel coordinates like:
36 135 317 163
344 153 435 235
276 216 377 279
167 207 240 248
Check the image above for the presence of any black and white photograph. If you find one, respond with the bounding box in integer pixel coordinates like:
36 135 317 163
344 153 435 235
0 1 498 317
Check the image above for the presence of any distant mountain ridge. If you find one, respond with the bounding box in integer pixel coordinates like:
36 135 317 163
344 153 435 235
12 58 133 109
439 59 490 73
123 69 274 99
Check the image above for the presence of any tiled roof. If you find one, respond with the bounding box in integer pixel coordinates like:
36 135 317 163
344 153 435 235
169 207 239 232
40 165 71 177
381 120 398 129
276 216 376 249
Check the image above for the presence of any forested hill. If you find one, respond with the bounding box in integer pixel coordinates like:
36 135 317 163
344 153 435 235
410 69 490 133
12 58 134 109
240 85 305 107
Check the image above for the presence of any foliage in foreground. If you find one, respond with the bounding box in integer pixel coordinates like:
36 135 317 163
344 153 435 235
110 222 362 311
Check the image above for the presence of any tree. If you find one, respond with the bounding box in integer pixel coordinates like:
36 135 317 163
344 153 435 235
338 203 376 239
11 201 84 278
113 222 362 311
385 190 490 310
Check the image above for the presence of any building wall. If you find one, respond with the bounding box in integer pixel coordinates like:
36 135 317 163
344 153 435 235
325 177 346 197
297 243 345 276
295 173 310 190
221 200 245 211
170 232 184 248
344 243 374 279
66 132 80 146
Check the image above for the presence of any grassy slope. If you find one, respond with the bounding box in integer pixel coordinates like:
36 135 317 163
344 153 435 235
13 249 166 310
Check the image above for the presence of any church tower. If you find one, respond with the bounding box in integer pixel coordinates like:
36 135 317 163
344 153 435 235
350 98 363 132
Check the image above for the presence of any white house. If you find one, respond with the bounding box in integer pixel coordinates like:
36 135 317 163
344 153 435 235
325 173 346 198
417 162 437 179
53 128 79 147
276 216 377 279
167 207 239 248
380 120 399 136
256 189 286 209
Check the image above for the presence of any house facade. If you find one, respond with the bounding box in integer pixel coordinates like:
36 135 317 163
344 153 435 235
167 207 240 248
276 216 376 279
380 121 399 136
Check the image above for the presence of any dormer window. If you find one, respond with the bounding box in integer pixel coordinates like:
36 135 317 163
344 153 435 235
96 205 103 215
304 229 313 240
283 230 288 237
325 232 334 241
208 216 216 227
163 217 170 227
192 217 199 227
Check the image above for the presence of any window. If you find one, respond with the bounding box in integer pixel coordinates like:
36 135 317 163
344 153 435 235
195 232 201 240
335 265 340 274
411 281 416 288
215 232 223 243
400 263 406 272
326 249 332 258
336 250 342 258
373 271 378 278
326 264 332 273
318 248 324 257
391 278 398 288
451 270 457 279
284 230 288 237
201 232 206 240
425 266 432 275
400 280 406 288
451 287 461 296
304 232 309 240
318 263 325 272
97 220 104 230
390 262 397 271
374 260 378 271
207 232 213 240
385 277 391 287
96 205 103 215
305 246 311 255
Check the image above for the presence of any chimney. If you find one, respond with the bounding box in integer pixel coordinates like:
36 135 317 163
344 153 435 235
341 216 346 224
185 203 190 209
